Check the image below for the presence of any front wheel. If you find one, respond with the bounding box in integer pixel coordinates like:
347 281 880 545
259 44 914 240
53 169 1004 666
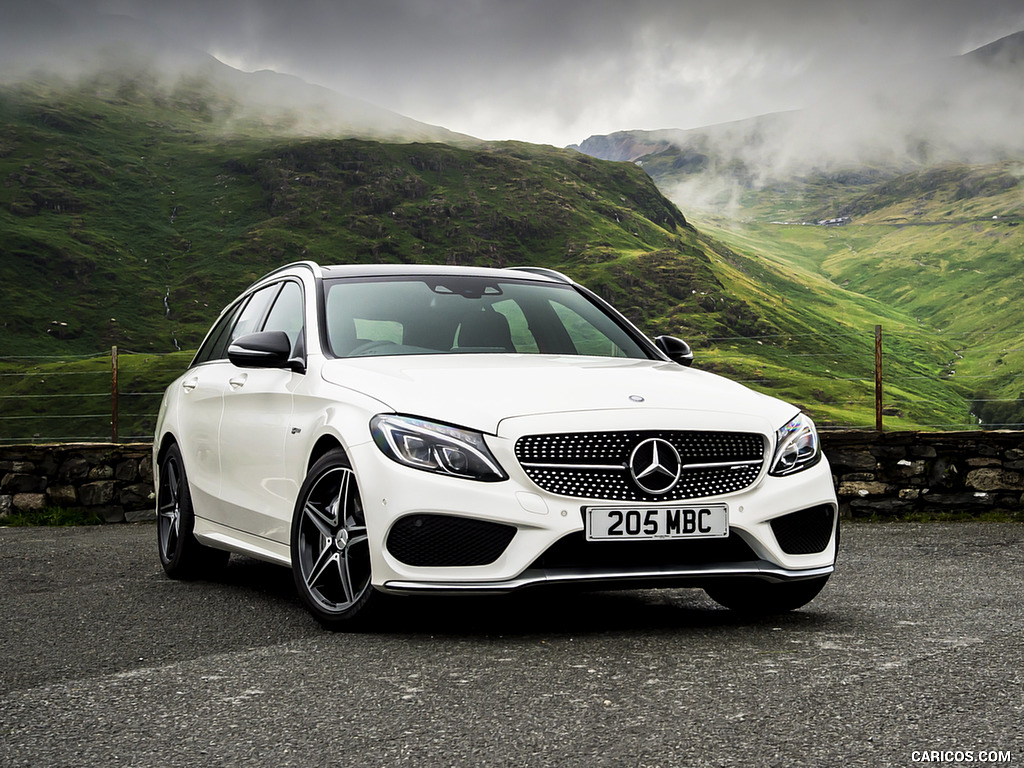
290 449 376 629
704 574 830 615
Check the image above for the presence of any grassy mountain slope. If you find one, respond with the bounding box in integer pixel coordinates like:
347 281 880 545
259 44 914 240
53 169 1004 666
0 73 1008 442
0 75 691 357
686 161 1024 428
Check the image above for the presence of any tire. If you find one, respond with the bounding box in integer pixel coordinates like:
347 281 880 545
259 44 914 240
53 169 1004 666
156 443 229 579
704 574 830 615
290 449 376 629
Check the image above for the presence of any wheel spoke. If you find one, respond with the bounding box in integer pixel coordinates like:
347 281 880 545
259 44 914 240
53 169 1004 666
306 541 339 590
336 551 355 605
303 501 335 539
165 461 179 507
161 511 180 553
336 471 351 521
159 516 173 555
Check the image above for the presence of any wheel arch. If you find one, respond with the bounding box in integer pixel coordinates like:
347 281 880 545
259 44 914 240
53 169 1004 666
307 434 348 472
155 432 180 467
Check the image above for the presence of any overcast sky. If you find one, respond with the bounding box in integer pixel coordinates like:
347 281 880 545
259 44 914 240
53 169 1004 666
29 0 1024 145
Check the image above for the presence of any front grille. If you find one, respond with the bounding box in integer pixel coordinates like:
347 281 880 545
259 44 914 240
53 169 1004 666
770 505 835 555
515 430 765 502
531 531 759 571
386 514 516 567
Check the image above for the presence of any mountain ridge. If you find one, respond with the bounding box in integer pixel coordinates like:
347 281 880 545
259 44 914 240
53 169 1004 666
0 0 474 146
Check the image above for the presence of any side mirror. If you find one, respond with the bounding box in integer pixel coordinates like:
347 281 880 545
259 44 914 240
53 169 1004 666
228 331 303 372
654 335 694 367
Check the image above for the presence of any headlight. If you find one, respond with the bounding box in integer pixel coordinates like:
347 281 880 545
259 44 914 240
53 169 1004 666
769 413 822 476
370 415 507 482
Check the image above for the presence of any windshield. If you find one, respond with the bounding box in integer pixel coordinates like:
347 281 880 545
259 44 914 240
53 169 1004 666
323 276 651 359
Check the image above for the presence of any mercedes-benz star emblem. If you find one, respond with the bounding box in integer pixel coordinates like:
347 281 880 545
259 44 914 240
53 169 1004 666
629 438 682 495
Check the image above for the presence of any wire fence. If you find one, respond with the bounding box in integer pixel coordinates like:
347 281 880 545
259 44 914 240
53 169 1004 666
694 325 1024 431
0 348 188 445
1 327 1022 444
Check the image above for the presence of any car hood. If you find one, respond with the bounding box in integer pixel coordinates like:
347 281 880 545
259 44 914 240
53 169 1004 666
320 354 797 436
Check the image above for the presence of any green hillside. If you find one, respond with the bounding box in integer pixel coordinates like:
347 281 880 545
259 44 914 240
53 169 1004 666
0 75 694 357
0 74 1009 441
684 163 1024 430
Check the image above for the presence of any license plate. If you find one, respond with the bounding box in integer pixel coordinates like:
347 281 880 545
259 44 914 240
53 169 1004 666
586 504 729 541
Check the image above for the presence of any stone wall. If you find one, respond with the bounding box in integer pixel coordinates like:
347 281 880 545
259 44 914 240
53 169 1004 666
0 444 153 523
2 433 1023 523
823 430 1024 519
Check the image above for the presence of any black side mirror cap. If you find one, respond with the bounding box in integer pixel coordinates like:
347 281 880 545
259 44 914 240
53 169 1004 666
228 331 304 372
654 335 694 367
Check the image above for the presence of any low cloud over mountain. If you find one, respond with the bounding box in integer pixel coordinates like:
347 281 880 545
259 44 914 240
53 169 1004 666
574 31 1024 190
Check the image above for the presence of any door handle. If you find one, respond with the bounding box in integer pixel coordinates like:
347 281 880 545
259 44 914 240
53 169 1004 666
229 374 248 389
181 376 198 392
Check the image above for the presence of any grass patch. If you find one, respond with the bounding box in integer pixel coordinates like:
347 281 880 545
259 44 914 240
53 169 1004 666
1 506 105 526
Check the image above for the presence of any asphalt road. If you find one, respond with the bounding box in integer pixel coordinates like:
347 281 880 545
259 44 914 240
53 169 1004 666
1 522 1022 768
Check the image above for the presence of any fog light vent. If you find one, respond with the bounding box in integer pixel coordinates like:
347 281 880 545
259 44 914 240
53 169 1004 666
386 514 516 567
770 505 835 555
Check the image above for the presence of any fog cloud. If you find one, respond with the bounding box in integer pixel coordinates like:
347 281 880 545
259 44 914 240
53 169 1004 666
5 0 1024 147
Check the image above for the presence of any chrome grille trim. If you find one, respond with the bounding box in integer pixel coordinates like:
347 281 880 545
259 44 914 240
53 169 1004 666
520 462 627 471
684 459 763 470
515 430 767 502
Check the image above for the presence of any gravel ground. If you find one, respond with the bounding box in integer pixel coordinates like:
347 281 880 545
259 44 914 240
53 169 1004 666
1 522 1022 767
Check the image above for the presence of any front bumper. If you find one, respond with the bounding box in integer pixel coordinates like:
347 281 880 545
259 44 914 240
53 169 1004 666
349 410 839 595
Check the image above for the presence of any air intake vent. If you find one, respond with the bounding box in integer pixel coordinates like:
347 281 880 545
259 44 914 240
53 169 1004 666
386 514 516 567
770 505 836 555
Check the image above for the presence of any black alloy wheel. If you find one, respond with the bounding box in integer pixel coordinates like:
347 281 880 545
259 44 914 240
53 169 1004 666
156 443 229 579
291 449 376 629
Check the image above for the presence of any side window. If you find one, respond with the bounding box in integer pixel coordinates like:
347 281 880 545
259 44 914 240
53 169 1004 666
262 281 305 357
192 301 245 366
192 283 282 366
229 284 281 344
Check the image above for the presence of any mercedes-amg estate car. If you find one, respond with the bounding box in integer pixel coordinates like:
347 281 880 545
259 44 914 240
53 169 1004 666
154 261 838 628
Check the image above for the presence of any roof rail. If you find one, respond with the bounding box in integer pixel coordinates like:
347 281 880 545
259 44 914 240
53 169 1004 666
251 260 323 285
508 266 574 284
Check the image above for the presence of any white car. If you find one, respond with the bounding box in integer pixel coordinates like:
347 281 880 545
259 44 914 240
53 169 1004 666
154 261 838 628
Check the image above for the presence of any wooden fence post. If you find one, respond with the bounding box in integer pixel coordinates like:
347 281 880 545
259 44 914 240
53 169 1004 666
874 326 883 432
111 346 119 443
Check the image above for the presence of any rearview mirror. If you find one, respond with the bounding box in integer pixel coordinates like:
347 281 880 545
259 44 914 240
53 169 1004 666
654 335 694 367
